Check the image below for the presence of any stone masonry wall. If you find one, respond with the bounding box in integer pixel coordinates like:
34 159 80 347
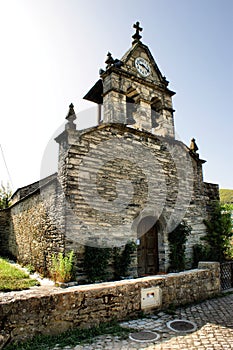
184 167 219 264
1 123 218 280
204 182 220 207
5 180 66 275
183 158 210 264
56 123 213 274
10 173 57 205
102 43 175 138
102 69 175 138
0 262 220 346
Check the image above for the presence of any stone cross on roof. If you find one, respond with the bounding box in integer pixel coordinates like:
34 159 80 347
132 21 143 44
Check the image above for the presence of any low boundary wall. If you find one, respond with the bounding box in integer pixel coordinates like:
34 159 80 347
0 262 220 347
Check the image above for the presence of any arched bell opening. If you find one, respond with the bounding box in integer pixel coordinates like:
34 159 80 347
151 97 162 129
126 88 139 125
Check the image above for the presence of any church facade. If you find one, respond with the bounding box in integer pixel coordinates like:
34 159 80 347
0 23 219 280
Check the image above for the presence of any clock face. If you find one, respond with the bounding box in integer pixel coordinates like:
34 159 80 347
135 57 151 77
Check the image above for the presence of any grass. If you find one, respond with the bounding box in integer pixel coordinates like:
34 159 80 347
0 257 39 292
219 189 233 204
5 320 133 350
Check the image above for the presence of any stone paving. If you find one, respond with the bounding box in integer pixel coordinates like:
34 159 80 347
52 293 233 350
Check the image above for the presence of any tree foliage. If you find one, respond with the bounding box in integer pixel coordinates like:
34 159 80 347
192 243 212 267
84 241 136 282
84 246 112 283
0 182 12 209
203 202 233 261
113 241 136 279
168 220 192 272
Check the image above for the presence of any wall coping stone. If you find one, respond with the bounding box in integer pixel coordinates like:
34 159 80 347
0 265 219 305
0 263 220 345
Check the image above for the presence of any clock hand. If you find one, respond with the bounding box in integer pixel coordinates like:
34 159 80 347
139 63 149 72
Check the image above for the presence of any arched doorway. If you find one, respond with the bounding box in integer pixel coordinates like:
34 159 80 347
137 216 159 276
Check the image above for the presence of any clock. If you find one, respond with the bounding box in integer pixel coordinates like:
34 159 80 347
135 57 151 77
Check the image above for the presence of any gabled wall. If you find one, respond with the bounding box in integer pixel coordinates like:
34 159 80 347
56 123 218 275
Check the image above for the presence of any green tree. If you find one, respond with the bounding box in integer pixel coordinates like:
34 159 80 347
0 182 12 209
168 220 192 272
221 203 233 215
203 202 232 261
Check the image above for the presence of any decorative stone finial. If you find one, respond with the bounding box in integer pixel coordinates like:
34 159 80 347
105 52 124 70
65 103 76 130
190 138 199 153
163 76 169 87
105 52 114 69
132 21 143 44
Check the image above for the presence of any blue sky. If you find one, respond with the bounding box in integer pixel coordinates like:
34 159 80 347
0 0 232 190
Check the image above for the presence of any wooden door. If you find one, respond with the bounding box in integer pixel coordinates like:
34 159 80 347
137 217 159 276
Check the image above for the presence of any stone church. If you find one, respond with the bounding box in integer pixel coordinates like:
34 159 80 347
0 23 219 280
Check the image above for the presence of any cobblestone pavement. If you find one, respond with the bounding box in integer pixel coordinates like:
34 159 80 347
53 293 233 350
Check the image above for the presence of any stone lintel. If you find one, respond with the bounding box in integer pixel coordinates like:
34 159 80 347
102 86 125 98
198 261 220 270
101 66 176 97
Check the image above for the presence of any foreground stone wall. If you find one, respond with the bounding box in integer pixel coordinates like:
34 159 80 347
0 262 220 346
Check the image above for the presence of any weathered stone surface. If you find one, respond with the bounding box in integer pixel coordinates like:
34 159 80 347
0 120 219 281
0 263 220 345
54 123 218 276
0 179 66 275
0 332 10 350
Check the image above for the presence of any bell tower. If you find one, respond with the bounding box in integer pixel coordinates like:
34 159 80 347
84 22 176 138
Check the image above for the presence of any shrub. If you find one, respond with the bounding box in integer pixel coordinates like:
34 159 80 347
113 241 136 280
50 251 74 283
168 220 192 272
0 182 12 209
24 263 36 274
192 244 212 267
84 246 111 283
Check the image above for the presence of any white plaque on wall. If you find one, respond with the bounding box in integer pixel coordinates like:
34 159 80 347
141 287 162 309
